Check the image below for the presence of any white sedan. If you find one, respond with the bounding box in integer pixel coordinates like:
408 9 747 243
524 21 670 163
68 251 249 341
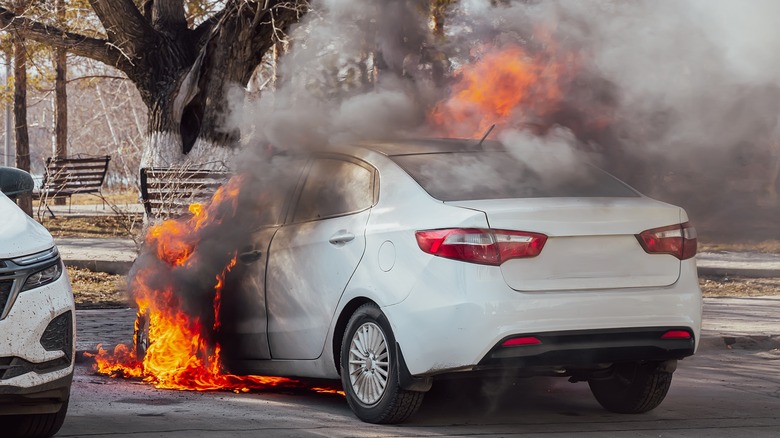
196 139 702 423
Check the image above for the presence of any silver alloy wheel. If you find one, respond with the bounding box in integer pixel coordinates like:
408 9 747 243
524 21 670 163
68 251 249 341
347 321 390 405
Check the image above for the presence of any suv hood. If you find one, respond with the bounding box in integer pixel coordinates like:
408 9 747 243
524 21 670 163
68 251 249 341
0 194 55 259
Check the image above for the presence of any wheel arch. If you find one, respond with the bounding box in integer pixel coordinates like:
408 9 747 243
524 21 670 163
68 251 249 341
332 296 374 375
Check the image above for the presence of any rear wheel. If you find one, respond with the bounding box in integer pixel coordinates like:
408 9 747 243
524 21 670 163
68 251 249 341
340 303 424 424
0 398 69 438
588 361 673 414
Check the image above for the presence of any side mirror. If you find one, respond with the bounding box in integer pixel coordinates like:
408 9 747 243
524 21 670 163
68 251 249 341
0 167 35 198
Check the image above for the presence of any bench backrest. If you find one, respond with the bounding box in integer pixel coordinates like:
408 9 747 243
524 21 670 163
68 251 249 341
140 167 231 218
40 156 111 197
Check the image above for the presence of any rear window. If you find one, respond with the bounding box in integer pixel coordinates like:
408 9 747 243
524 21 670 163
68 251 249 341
391 152 639 201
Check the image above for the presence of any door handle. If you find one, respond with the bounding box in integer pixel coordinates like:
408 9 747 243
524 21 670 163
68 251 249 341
238 249 263 263
329 231 355 246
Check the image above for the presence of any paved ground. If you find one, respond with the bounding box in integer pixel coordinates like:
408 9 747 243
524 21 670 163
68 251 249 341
698 251 780 277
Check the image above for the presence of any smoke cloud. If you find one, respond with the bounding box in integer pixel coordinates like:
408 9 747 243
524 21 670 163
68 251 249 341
228 0 780 240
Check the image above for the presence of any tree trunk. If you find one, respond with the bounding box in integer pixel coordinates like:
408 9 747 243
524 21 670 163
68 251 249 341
55 0 67 160
54 15 68 203
0 1 307 171
13 37 32 216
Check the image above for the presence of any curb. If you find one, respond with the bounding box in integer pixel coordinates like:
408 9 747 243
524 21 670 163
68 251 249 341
698 334 780 352
698 267 780 278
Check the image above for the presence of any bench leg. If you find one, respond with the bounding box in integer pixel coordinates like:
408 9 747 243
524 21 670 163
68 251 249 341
42 201 56 219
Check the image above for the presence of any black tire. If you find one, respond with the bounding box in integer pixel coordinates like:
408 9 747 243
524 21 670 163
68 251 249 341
588 361 673 414
0 398 69 438
134 309 150 360
340 303 425 424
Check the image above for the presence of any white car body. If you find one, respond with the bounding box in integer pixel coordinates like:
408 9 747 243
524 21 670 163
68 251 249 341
214 139 702 422
0 168 75 436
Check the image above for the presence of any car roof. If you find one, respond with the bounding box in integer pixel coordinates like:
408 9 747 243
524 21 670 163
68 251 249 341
356 138 506 156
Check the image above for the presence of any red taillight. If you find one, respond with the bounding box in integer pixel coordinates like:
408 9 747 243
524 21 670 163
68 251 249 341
415 228 548 266
661 330 692 339
502 336 543 347
636 222 697 260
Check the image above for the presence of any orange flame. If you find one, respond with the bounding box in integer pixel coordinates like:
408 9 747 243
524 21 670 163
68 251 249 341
89 174 343 396
430 41 579 138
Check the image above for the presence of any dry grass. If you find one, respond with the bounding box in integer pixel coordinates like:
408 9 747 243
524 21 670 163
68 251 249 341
67 267 130 309
699 276 780 298
41 215 143 239
33 191 140 206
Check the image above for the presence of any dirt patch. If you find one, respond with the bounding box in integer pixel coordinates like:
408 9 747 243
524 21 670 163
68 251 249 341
68 267 130 309
41 215 143 239
699 275 780 298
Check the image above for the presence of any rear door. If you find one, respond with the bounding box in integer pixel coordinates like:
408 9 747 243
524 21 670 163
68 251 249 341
266 156 376 360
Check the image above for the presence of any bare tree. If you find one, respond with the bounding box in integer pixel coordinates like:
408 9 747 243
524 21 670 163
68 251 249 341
0 0 307 170
13 34 31 215
53 0 67 204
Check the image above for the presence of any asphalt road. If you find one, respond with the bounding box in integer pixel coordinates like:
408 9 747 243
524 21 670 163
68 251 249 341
58 339 779 438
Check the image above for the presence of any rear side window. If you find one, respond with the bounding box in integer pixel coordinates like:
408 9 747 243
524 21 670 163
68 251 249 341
292 158 374 222
391 152 639 201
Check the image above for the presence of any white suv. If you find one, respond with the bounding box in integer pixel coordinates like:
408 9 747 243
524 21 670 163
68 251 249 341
0 167 75 438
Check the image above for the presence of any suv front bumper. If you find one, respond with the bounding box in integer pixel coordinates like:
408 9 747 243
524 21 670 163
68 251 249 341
0 272 75 414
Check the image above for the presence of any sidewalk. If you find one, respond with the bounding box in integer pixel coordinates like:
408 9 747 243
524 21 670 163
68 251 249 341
697 251 780 278
57 237 138 274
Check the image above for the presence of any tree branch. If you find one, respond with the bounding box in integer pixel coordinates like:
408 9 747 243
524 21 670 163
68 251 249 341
0 7 125 68
152 0 186 31
192 9 226 48
89 0 156 55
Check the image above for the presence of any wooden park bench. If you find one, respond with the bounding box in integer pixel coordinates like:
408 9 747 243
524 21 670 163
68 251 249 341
34 155 111 217
139 165 231 219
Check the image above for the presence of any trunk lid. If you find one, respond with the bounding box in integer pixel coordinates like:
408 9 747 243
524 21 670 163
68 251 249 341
447 197 683 291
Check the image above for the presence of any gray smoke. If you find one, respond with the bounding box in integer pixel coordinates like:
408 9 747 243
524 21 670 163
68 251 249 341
228 0 780 233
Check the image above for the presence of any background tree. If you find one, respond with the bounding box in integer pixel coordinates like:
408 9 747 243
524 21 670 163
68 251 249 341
0 0 307 170
13 35 31 214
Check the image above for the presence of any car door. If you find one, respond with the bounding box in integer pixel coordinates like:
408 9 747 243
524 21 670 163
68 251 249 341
218 159 303 361
266 156 376 360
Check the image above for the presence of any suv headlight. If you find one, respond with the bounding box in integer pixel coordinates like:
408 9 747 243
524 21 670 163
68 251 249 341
21 261 63 291
1 247 66 320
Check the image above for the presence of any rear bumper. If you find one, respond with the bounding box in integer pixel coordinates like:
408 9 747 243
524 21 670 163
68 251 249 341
477 327 695 370
383 258 702 376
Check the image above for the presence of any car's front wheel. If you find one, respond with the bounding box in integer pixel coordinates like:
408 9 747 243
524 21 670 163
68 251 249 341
588 361 674 414
340 303 424 424
134 309 151 360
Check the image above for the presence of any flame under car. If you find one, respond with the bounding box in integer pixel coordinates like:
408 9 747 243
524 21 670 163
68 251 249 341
139 138 702 424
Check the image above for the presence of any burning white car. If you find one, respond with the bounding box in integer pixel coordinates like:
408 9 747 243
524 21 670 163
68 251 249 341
0 167 75 437
121 138 701 424
210 138 702 423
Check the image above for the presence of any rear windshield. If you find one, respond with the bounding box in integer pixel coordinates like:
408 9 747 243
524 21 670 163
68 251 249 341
391 152 639 201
